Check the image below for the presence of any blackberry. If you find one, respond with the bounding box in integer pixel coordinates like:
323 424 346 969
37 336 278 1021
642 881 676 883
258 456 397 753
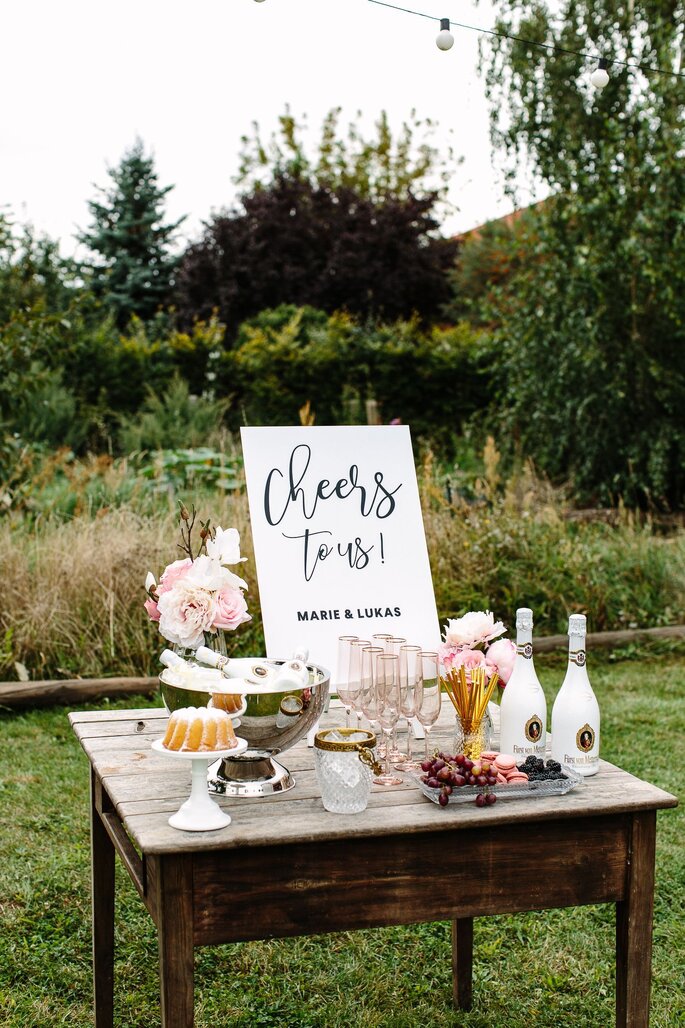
547 760 562 773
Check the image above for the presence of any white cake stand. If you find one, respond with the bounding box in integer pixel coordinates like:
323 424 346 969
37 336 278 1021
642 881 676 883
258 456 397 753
151 737 248 831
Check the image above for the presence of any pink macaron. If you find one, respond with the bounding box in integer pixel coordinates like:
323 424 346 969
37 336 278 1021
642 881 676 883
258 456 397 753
494 754 517 773
506 772 529 783
481 751 499 762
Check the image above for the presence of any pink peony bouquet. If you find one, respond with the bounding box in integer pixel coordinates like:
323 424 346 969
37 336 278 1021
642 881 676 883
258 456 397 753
144 506 251 651
439 609 516 696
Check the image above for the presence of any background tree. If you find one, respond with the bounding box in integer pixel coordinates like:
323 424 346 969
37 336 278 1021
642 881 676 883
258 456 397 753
235 106 458 209
174 109 460 336
0 212 80 323
79 139 184 327
482 0 685 507
0 214 91 449
174 175 458 336
445 207 538 325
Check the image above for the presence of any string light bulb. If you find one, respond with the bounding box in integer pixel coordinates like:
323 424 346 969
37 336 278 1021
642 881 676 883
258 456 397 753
590 57 610 89
436 18 454 51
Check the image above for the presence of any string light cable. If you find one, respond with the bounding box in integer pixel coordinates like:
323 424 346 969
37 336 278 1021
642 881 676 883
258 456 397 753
366 0 685 86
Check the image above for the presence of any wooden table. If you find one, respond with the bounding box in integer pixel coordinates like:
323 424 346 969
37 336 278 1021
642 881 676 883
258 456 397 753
69 705 677 1028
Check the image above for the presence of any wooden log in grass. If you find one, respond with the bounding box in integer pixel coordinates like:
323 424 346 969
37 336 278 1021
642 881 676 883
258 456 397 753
0 676 159 707
533 624 685 653
0 625 683 708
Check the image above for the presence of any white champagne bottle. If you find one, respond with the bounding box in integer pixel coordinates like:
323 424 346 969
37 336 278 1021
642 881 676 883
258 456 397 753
551 614 600 776
499 607 547 759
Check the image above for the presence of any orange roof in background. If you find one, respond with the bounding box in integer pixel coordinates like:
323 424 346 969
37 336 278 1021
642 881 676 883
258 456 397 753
454 200 546 243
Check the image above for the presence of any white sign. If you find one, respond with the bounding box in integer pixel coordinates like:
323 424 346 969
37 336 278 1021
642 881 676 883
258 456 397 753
240 426 441 681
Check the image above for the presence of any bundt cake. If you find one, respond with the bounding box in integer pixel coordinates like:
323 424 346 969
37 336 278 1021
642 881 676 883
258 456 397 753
209 692 243 714
162 706 237 752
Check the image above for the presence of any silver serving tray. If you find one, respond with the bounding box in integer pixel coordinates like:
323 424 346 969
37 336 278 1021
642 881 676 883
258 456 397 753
411 764 584 805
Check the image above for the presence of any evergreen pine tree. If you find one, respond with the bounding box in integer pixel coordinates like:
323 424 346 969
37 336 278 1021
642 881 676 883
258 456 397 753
79 140 184 326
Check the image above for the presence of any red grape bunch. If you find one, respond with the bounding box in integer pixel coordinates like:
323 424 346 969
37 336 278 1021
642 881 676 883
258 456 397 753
420 752 498 808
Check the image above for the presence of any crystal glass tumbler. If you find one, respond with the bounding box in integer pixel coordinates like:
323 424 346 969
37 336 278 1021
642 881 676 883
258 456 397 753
314 728 380 814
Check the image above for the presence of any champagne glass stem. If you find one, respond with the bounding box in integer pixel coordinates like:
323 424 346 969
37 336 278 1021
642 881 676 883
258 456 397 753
345 705 351 730
384 730 393 777
424 727 432 762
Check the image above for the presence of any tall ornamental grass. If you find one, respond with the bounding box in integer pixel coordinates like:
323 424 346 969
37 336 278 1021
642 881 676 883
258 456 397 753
1 474 683 681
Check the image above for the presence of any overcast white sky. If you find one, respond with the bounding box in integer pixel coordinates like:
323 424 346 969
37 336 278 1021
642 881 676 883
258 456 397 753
0 0 539 257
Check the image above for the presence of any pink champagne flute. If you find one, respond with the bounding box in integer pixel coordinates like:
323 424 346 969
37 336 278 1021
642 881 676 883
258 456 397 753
346 639 370 730
395 644 422 771
335 635 358 729
387 637 408 761
416 651 441 762
373 653 403 787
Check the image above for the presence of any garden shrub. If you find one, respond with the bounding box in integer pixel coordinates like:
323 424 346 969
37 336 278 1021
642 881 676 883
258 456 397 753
222 304 492 439
118 375 230 452
224 306 360 426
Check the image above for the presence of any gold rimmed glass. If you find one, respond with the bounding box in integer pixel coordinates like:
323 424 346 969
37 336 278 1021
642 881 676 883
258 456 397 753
416 651 441 761
335 635 358 729
372 633 393 649
347 639 370 730
395 644 422 771
373 653 403 787
360 645 384 732
387 637 408 760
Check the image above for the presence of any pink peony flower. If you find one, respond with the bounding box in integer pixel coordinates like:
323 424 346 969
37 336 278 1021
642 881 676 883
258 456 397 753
144 596 160 622
212 586 251 632
485 638 517 685
158 558 192 595
440 645 487 679
157 582 218 650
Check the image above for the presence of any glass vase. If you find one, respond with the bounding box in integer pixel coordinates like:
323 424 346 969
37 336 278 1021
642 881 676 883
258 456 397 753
453 706 493 760
173 629 228 665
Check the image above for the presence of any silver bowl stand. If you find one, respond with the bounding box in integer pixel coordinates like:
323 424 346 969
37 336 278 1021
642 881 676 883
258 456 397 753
205 661 330 797
207 750 295 797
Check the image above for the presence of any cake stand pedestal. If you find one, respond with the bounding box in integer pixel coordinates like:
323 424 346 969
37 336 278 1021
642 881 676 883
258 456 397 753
151 738 247 831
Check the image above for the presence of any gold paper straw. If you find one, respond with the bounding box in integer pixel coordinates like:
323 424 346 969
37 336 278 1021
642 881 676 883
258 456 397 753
440 665 501 733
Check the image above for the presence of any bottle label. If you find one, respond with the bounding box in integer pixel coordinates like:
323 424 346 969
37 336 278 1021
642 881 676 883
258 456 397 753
564 752 598 766
569 648 586 667
524 715 544 743
516 642 533 659
513 741 546 755
576 723 596 752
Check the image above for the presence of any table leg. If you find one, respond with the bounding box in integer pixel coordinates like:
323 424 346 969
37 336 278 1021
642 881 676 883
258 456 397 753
91 770 115 1028
616 811 656 1028
156 855 195 1028
452 917 474 1010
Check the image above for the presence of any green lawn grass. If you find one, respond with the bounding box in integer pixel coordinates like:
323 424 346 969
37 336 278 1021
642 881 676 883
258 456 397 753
0 647 682 1027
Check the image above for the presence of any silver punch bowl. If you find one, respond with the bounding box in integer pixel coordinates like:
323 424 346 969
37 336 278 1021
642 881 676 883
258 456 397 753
160 660 330 796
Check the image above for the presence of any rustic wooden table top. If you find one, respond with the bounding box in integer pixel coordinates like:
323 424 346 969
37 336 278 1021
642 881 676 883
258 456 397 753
68 704 677 856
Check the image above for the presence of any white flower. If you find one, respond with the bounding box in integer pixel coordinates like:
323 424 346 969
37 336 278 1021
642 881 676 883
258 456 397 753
145 571 157 595
157 579 219 650
186 553 247 592
443 610 506 649
206 527 246 567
